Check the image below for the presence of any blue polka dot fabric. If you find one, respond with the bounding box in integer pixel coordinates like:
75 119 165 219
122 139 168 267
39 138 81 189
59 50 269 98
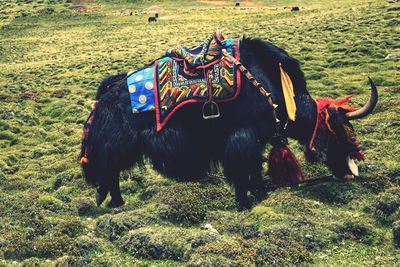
127 66 155 113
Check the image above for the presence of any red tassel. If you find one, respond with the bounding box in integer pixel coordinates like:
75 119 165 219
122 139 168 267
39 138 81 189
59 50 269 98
268 146 304 187
80 156 89 165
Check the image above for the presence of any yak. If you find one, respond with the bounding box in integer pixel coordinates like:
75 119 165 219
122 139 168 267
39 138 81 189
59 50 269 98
80 36 378 210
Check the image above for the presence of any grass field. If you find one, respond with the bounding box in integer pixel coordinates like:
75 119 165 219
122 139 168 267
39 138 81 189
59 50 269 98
0 0 399 266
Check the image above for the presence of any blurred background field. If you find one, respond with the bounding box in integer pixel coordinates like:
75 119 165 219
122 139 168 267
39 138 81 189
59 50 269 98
0 0 399 265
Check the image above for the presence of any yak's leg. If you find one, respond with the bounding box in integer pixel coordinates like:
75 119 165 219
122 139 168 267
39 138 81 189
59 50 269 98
94 169 124 207
224 128 260 210
248 154 268 202
96 182 108 207
233 174 251 211
92 167 110 206
107 173 124 207
249 167 268 202
224 165 251 210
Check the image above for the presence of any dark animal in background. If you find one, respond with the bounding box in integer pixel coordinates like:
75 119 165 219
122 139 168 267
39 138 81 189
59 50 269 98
155 13 159 18
148 16 157 23
235 3 240 7
80 37 378 210
129 12 133 16
291 6 300 11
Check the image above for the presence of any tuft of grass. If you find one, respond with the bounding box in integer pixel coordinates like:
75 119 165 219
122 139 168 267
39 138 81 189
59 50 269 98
96 210 159 241
365 186 400 225
156 182 235 225
296 180 369 205
120 227 190 261
333 220 383 245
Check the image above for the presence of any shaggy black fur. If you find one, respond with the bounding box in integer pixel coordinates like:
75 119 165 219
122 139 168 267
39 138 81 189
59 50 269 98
81 37 362 209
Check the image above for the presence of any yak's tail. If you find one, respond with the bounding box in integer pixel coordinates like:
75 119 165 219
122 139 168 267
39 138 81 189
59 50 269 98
79 101 97 165
80 101 98 185
80 73 126 185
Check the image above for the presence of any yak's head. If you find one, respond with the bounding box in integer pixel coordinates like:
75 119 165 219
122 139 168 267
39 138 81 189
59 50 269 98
305 78 378 180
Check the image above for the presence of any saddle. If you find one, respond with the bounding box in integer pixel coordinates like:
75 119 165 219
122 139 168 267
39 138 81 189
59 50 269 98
166 31 225 70
127 32 241 131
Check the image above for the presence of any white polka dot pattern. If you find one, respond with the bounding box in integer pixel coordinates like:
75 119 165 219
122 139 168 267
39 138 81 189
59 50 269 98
127 65 156 114
139 95 147 104
129 85 136 93
145 82 153 90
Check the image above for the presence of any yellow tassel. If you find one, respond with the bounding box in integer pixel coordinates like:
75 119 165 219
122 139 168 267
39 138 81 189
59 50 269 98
279 63 296 121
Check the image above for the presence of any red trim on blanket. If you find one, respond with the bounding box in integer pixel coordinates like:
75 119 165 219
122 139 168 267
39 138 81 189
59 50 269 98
155 38 242 132
156 99 205 131
234 38 241 100
154 60 162 131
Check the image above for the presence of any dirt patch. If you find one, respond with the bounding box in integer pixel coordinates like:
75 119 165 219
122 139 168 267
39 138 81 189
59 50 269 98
142 5 161 14
240 1 265 7
195 0 264 7
69 5 87 12
20 91 38 101
196 0 229 5
158 15 180 21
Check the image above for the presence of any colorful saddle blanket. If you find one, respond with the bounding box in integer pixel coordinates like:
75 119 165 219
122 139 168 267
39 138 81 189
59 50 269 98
127 32 241 131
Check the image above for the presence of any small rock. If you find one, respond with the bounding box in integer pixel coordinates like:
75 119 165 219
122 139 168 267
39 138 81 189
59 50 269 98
201 223 219 235
51 89 70 98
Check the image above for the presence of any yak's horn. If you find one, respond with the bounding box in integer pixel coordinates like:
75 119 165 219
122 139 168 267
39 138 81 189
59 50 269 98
346 77 378 120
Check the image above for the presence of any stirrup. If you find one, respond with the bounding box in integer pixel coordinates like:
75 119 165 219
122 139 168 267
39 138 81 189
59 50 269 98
202 100 220 119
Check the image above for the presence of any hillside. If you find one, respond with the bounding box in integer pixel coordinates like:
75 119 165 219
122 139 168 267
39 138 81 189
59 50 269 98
0 0 399 265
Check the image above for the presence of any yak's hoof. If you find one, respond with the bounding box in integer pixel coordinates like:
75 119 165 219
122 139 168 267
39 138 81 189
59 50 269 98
237 199 251 211
96 188 108 207
254 188 268 202
107 198 125 208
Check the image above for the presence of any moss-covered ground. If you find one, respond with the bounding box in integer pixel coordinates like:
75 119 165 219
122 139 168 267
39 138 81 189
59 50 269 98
0 0 399 265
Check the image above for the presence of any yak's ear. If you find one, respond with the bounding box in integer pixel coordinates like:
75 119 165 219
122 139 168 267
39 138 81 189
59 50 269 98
337 107 347 114
327 107 349 127
325 107 339 130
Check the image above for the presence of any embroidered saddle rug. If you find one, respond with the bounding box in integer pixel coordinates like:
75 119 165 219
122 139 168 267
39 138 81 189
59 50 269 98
127 32 241 131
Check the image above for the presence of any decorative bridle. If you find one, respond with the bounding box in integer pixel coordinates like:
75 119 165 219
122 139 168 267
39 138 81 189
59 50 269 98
307 96 365 161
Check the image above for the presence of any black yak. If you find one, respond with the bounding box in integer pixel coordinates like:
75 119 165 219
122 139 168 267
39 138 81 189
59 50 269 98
80 36 378 210
148 17 157 23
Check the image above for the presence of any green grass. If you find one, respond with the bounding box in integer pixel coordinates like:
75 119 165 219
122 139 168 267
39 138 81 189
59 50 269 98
0 0 399 265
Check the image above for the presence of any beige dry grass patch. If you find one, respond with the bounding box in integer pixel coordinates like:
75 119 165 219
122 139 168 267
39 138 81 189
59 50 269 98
195 0 229 5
